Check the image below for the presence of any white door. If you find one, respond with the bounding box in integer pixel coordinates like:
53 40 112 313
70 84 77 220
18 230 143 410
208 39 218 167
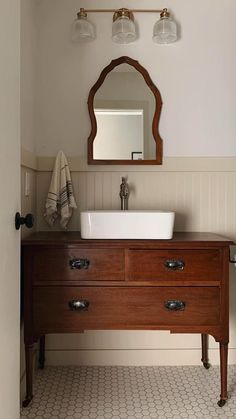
0 1 21 418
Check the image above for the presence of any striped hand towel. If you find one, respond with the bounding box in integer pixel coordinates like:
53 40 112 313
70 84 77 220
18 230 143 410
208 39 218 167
44 150 77 228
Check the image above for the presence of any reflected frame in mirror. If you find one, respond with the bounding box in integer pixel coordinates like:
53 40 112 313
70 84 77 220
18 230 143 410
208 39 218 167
87 56 163 165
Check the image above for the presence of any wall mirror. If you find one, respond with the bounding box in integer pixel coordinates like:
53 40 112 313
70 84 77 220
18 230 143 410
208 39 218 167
88 56 163 165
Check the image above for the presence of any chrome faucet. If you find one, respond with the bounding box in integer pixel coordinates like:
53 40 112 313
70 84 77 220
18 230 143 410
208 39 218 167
119 177 129 210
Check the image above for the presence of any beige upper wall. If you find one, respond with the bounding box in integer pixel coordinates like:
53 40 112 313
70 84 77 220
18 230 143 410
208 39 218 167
34 0 236 159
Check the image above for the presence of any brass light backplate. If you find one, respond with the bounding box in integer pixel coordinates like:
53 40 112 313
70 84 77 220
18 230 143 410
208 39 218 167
77 8 87 18
160 8 170 18
113 8 134 22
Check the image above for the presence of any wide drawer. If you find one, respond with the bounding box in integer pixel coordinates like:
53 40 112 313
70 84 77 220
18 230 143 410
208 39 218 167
33 286 220 333
127 249 222 282
30 248 125 282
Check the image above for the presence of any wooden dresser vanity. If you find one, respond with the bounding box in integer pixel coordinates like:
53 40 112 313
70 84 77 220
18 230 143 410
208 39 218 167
22 231 233 407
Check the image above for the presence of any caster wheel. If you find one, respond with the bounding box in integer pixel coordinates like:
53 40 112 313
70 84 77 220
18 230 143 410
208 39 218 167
22 396 33 408
203 362 210 369
217 399 226 407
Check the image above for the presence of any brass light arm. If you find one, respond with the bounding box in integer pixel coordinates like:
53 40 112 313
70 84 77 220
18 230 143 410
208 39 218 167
78 8 166 14
77 8 169 22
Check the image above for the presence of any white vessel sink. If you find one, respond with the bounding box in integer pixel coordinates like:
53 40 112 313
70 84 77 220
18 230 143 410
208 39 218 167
80 210 175 240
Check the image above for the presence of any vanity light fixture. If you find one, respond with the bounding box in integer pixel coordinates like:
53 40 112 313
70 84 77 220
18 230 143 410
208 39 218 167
71 8 95 42
112 8 137 44
72 7 177 44
152 8 177 44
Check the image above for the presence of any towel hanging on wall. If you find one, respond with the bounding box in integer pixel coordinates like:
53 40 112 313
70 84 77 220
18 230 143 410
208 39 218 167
44 150 77 228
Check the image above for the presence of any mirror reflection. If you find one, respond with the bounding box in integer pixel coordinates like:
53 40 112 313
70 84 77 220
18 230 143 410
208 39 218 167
93 64 156 160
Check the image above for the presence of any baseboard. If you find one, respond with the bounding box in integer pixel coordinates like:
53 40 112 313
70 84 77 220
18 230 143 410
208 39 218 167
43 348 236 366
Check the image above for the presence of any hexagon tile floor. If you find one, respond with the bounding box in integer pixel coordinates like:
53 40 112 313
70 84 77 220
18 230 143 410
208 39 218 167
21 365 236 418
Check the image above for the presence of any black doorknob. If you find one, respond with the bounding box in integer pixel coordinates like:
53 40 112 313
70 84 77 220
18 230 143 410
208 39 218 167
15 212 34 230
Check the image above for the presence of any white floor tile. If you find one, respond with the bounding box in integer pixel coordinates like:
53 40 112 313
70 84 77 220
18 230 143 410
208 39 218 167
21 365 236 418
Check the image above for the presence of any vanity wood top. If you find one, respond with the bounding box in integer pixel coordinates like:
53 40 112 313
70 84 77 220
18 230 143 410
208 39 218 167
22 231 233 246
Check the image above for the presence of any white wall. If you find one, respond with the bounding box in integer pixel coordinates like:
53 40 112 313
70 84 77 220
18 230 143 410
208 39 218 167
20 0 38 401
21 0 236 367
35 0 236 158
0 1 20 417
21 0 38 154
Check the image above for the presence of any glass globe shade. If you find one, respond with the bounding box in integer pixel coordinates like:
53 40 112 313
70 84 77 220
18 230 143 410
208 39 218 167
153 16 177 44
112 16 137 44
71 16 95 42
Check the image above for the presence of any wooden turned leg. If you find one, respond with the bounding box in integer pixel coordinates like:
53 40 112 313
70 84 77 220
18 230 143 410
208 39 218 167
22 341 34 407
217 342 228 407
201 334 210 369
38 335 45 369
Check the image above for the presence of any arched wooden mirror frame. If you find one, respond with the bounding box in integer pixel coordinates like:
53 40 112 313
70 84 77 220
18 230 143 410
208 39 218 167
87 56 163 165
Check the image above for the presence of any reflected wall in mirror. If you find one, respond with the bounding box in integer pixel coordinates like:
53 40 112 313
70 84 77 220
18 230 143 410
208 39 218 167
88 56 163 165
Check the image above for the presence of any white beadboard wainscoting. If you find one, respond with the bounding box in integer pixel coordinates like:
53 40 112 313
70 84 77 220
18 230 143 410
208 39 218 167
32 156 236 366
36 164 236 236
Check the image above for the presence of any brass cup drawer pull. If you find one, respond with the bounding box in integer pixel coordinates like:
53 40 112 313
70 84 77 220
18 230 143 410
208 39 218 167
69 258 90 270
165 300 186 311
164 259 185 270
68 299 90 311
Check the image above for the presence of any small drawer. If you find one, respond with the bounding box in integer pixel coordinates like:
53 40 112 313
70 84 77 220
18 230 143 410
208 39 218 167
31 248 125 282
127 249 222 283
33 286 220 333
